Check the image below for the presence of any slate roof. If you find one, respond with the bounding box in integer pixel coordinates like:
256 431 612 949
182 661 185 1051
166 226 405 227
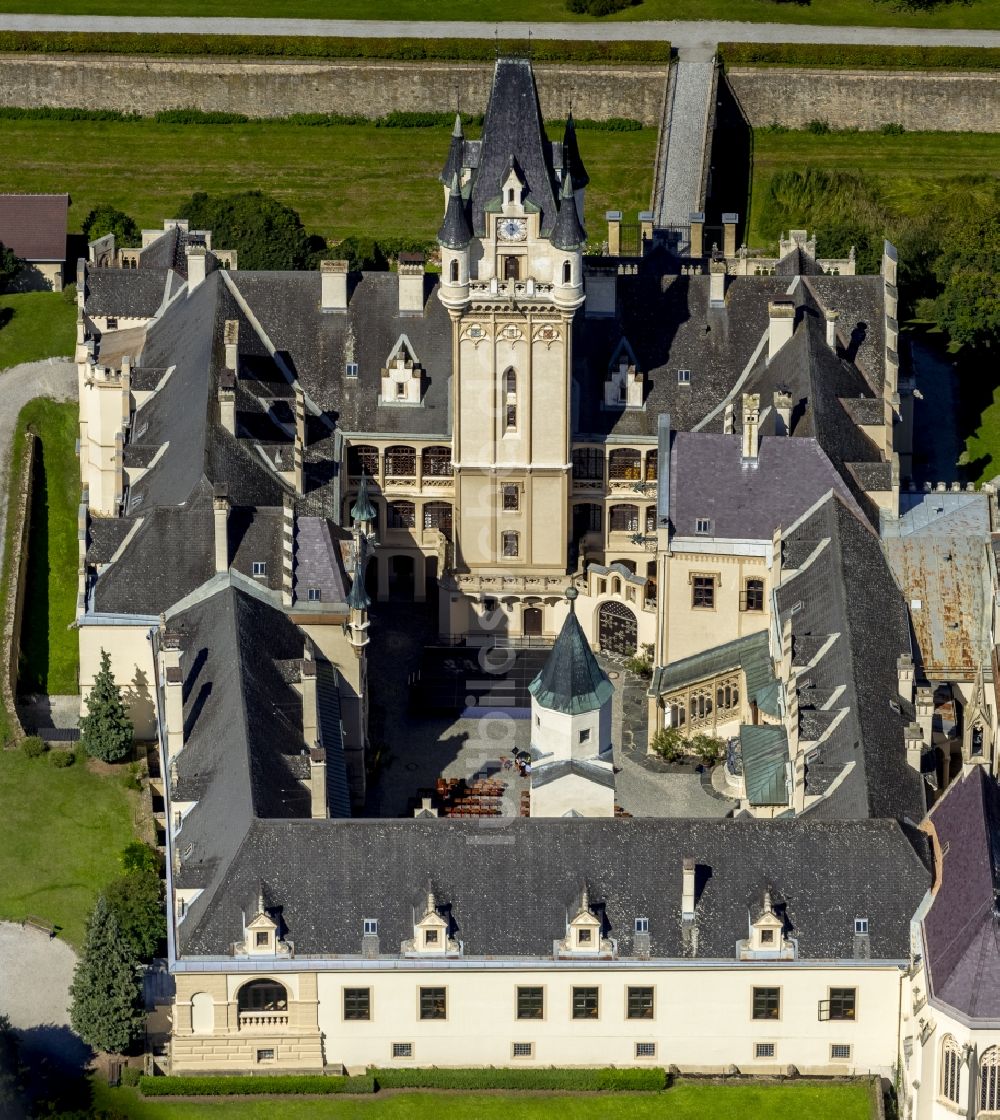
0 193 68 261
549 172 587 252
529 598 613 715
84 269 173 319
561 113 590 190
470 59 559 238
531 759 615 790
776 495 926 822
924 767 1000 1021
179 814 930 960
667 430 860 540
293 516 348 605
438 176 472 249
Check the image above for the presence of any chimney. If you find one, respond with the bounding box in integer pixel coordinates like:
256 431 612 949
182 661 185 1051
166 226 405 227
723 401 735 435
282 492 294 607
767 300 795 362
897 654 914 705
301 655 318 745
212 484 229 573
709 257 726 306
722 213 739 258
224 319 239 373
362 928 380 960
905 723 924 773
824 308 839 353
397 252 425 314
186 245 208 291
606 210 622 257
681 857 696 921
773 389 793 436
218 370 236 435
771 525 782 588
161 630 184 762
915 686 934 748
638 209 654 248
742 393 760 462
308 748 328 820
321 259 349 312
689 211 704 259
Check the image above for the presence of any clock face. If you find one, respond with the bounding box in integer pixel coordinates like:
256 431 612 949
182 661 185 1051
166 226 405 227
497 217 527 243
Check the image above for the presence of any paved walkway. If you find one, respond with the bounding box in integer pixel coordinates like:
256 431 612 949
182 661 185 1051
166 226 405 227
656 48 715 237
0 15 997 47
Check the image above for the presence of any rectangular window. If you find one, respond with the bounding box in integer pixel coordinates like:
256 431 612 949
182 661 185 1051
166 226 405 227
255 931 269 947
502 484 519 511
572 448 605 481
577 928 592 944
505 403 517 430
828 988 856 1021
635 917 649 934
854 917 868 935
346 362 359 378
760 928 775 945
677 369 691 385
502 531 519 558
256 1048 275 1062
424 929 439 946
106 316 118 330
579 728 591 744
512 1042 534 1058
635 1042 656 1059
363 918 378 935
741 578 765 612
419 987 447 1020
752 987 780 1020
627 987 655 1020
692 575 715 610
831 1044 852 1061
252 561 267 577
307 588 322 602
572 987 599 1020
395 380 406 398
755 1042 775 1059
517 987 544 1020
343 988 371 1021
695 518 712 534
391 1042 413 1059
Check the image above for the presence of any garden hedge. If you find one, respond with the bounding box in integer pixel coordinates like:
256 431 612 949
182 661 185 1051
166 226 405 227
371 1066 669 1090
720 43 1000 72
139 1073 376 1095
0 31 669 64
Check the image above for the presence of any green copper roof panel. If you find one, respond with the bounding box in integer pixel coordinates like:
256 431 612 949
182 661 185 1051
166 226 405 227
741 723 789 807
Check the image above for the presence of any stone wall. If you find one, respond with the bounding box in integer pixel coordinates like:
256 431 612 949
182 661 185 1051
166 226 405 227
0 55 667 125
2 432 35 740
726 67 1000 133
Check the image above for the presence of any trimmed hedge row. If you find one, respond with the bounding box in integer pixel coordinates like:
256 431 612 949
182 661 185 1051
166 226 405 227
139 1073 376 1096
720 42 1000 72
371 1067 669 1091
0 31 670 65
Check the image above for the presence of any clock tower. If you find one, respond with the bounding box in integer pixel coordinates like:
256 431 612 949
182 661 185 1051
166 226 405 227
437 58 588 643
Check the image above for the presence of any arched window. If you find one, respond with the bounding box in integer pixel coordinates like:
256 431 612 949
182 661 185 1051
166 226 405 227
237 979 287 1013
609 448 641 481
505 369 517 396
423 502 452 538
422 446 453 477
387 501 416 529
508 189 515 204
190 991 214 1034
609 504 639 533
562 260 572 285
384 445 416 477
449 259 459 283
612 577 621 595
348 444 378 477
942 1036 962 1104
981 1048 1000 1112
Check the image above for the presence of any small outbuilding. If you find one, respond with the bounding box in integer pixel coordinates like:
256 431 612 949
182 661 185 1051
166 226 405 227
0 192 69 291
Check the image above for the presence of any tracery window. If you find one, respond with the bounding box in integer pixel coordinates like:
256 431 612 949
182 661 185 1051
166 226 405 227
387 501 416 529
384 445 416 477
422 446 453 477
348 444 378 476
573 448 604 481
609 504 639 533
981 1048 1000 1112
608 448 641 481
941 1036 962 1104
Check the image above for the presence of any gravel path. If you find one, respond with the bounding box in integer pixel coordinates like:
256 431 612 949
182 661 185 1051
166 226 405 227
657 50 715 233
0 15 997 46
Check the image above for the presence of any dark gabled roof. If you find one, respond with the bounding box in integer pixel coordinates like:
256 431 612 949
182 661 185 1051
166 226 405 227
84 268 172 319
549 171 587 252
179 814 930 960
652 631 776 712
924 767 1000 1021
293 516 348 605
529 598 613 715
801 273 886 397
0 193 67 261
532 759 615 790
470 59 558 238
438 175 472 249
775 495 926 823
561 113 590 190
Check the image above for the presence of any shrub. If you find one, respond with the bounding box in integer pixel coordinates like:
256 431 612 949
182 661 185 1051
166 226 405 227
880 122 906 135
179 190 311 270
140 1074 375 1096
121 841 159 874
806 119 831 134
120 1066 141 1088
691 734 724 768
624 654 653 678
20 736 46 759
0 241 23 292
51 749 75 768
566 0 643 13
372 1067 667 1090
650 727 685 763
121 762 143 791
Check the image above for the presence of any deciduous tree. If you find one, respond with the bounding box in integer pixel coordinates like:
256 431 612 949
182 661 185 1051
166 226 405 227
81 205 141 248
179 190 310 270
0 242 23 293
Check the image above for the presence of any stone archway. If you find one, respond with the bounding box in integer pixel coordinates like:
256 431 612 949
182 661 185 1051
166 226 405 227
598 600 637 656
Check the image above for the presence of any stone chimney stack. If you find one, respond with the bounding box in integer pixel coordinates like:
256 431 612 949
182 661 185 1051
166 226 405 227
224 319 239 373
309 748 328 820
709 257 726 307
742 393 761 462
212 484 229 574
321 259 349 312
689 212 704 259
897 654 915 705
767 299 795 362
915 686 934 748
722 213 739 258
301 653 318 746
161 629 185 763
606 210 622 257
282 492 294 608
773 389 793 436
824 308 839 353
398 252 426 315
723 401 735 435
186 245 208 291
218 370 236 435
681 857 696 922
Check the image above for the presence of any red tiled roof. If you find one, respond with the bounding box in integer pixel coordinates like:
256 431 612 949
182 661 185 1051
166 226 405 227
0 193 68 262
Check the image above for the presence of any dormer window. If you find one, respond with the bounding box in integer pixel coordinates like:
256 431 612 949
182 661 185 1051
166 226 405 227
403 888 459 957
346 362 358 378
635 917 649 933
558 885 615 959
508 189 515 204
252 561 267 577
854 917 869 935
739 890 796 961
363 918 378 936
760 929 775 945
677 369 691 385
695 518 712 535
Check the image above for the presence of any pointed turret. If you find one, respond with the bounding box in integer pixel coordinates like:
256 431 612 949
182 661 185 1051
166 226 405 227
439 112 465 187
550 171 587 252
561 112 590 190
529 588 611 715
350 472 377 525
437 174 472 250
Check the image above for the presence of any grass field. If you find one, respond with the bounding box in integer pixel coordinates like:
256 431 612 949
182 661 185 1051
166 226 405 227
747 129 1000 251
0 118 655 245
0 745 135 945
0 289 77 370
16 399 80 695
92 1080 873 1119
0 0 992 27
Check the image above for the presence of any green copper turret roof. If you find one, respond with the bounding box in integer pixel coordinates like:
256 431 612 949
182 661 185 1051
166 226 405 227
529 589 612 715
350 474 376 523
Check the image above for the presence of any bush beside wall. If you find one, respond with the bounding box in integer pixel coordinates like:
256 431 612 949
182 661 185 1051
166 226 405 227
720 43 1000 71
139 1073 376 1096
371 1067 669 1091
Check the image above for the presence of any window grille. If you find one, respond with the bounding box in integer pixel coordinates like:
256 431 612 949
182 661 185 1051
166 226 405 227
388 501 415 529
423 502 453 537
692 576 715 610
506 403 517 430
755 1042 775 1059
349 445 378 475
422 446 453 476
831 1044 852 1061
513 1042 534 1058
392 1042 413 1059
385 445 416 476
635 1042 656 1059
645 450 658 481
502 531 519 558
983 1048 1000 1112
502 484 519 511
256 1048 275 1062
609 504 639 533
574 503 602 533
942 1037 962 1103
752 988 780 1020
608 448 641 481
741 578 765 612
572 448 604 481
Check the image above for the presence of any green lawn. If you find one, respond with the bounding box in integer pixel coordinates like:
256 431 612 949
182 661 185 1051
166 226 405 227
0 118 655 245
0 0 993 27
16 399 81 695
0 289 76 370
93 1080 873 1119
0 746 135 946
748 129 1000 251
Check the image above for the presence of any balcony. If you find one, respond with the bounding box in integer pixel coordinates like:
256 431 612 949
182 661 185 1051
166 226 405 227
238 1011 289 1031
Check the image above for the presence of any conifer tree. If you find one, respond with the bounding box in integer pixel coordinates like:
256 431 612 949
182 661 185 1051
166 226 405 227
79 649 133 763
69 896 145 1055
